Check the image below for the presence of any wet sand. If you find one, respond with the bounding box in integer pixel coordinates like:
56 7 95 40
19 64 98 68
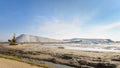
0 58 42 68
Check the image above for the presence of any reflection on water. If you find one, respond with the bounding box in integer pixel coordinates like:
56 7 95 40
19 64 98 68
40 61 75 68
42 44 120 52
22 58 75 68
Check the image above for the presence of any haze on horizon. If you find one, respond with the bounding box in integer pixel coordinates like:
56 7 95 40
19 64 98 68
0 0 120 41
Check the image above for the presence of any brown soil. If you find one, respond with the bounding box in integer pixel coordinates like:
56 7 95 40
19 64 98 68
0 58 42 68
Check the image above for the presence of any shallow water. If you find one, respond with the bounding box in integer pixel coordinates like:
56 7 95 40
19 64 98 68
22 58 75 68
42 44 120 52
40 61 75 68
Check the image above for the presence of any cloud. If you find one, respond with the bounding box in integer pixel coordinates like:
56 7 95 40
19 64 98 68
28 9 99 39
86 22 120 40
34 16 83 39
90 22 120 34
29 11 120 41
0 34 12 42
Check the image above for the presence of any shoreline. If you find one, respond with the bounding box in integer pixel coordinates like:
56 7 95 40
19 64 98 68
1 44 120 68
0 53 53 68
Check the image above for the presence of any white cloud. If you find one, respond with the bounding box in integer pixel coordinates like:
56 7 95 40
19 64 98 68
29 10 98 39
91 22 120 32
35 16 83 39
86 22 120 40
0 34 12 42
29 11 120 41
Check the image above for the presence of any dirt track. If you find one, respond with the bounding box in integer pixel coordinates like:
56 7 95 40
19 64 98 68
0 58 42 68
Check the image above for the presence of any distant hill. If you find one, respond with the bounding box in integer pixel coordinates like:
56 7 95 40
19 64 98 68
16 34 114 44
63 38 114 44
16 34 62 42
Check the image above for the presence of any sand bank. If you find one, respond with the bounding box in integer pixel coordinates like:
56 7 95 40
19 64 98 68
0 58 42 68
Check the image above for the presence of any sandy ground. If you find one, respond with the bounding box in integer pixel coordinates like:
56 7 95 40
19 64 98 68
3 44 120 68
8 44 120 58
0 58 42 68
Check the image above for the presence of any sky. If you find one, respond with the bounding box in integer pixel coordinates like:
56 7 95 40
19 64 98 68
0 0 120 41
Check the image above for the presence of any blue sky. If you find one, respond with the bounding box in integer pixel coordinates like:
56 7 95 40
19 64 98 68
0 0 120 41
